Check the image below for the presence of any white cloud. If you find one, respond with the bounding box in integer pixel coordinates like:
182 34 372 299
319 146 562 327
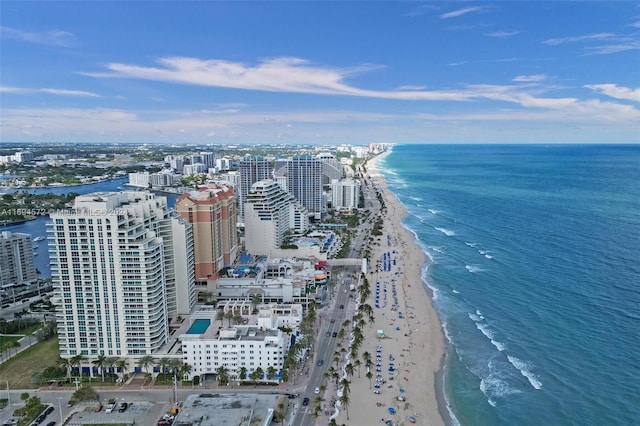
0 26 77 47
440 7 486 19
83 56 561 106
512 74 548 83
586 84 640 102
0 86 99 97
584 40 640 55
485 31 519 38
543 33 616 45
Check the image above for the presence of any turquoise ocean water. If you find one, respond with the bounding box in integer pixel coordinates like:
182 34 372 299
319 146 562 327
379 145 640 426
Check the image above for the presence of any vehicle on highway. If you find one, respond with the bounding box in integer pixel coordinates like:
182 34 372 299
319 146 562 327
332 331 337 337
302 397 310 406
317 359 324 366
314 387 320 394
339 304 344 309
325 331 330 337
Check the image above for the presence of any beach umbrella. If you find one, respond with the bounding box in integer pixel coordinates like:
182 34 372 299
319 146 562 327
388 407 396 414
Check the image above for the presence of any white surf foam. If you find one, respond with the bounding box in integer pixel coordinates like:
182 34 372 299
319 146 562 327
452 289 460 294
474 322 506 352
507 355 542 389
465 242 477 247
435 227 456 236
465 265 485 273
484 254 493 259
429 245 445 254
409 196 422 201
428 208 440 215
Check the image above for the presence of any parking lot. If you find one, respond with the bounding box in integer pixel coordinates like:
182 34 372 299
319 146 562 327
65 401 156 426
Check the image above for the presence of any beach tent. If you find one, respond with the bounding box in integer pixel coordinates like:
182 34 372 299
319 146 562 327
377 330 385 338
388 407 396 415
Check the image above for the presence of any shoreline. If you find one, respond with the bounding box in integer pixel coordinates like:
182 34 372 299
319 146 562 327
332 149 448 425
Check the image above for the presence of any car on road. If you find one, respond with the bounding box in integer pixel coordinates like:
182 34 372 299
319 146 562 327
118 402 129 412
45 406 54 415
105 403 115 413
302 397 310 406
330 318 335 323
46 422 56 426
332 331 337 337
317 359 324 366
339 304 344 309
325 331 330 337
314 387 320 394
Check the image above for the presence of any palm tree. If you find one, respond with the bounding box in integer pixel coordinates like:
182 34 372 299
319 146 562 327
224 310 233 327
339 378 351 397
216 365 229 386
92 353 107 382
344 363 355 380
362 351 372 368
116 359 128 381
216 309 225 323
156 357 173 376
365 370 373 389
255 366 264 382
179 363 192 381
251 295 261 314
105 357 118 382
266 366 277 381
57 357 72 379
353 358 362 378
137 355 155 375
338 392 351 420
239 366 247 381
70 354 85 378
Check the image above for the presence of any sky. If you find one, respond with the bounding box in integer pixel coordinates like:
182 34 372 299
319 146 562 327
1 1 639 145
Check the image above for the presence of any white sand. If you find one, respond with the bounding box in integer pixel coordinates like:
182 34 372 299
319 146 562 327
331 151 446 426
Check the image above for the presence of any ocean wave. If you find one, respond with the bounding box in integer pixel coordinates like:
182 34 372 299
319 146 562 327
435 227 456 236
452 289 460 294
479 375 521 407
478 249 494 259
474 322 506 352
428 208 440 215
465 265 485 273
410 196 422 201
429 245 445 254
507 355 542 389
465 242 477 247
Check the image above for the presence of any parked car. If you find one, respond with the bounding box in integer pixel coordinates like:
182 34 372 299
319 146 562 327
118 402 129 412
105 403 115 413
45 406 54 415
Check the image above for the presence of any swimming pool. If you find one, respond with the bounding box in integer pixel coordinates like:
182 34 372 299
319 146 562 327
186 318 211 334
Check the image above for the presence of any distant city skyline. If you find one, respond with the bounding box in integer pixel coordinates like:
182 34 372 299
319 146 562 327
1 1 639 144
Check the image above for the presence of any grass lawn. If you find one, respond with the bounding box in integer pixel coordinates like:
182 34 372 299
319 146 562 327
0 337 59 389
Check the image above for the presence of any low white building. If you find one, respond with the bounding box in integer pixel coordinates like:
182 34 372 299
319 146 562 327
180 305 302 380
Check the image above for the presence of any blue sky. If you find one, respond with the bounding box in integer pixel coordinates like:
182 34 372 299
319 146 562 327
1 1 639 144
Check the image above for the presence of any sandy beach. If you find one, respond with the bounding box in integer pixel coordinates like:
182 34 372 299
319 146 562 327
331 150 446 426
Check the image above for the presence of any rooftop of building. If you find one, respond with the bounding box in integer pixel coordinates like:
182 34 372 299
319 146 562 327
172 392 280 426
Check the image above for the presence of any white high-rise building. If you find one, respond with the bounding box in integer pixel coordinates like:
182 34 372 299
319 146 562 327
244 180 308 256
238 156 273 222
331 178 361 211
0 231 37 286
48 191 195 363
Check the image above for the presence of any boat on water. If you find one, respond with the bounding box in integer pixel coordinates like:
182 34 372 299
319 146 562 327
33 236 45 241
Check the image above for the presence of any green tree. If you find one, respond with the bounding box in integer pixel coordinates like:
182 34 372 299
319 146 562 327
239 366 247 381
338 392 351 420
137 355 155 375
92 353 107 381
